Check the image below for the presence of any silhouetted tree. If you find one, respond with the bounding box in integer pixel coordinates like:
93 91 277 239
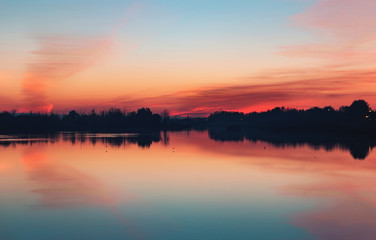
348 99 370 119
1 99 375 135
161 109 170 125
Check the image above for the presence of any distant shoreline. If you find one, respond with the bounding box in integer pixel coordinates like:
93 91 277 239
1 100 375 136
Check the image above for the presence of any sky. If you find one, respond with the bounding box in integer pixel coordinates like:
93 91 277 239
1 0 376 115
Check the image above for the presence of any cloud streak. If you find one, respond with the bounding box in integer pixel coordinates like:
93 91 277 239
281 0 376 67
19 2 144 113
90 0 376 115
106 68 376 115
14 0 376 114
20 35 113 113
292 0 376 38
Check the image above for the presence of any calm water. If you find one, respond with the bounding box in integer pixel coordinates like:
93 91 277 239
1 131 376 240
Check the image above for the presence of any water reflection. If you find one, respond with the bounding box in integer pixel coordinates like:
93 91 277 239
1 131 376 240
22 149 116 209
208 129 375 160
20 147 143 239
1 130 373 160
0 132 162 149
288 181 376 240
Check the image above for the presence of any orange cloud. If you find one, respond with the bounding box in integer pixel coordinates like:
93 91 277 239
18 1 144 114
104 68 376 115
11 0 376 115
20 35 113 113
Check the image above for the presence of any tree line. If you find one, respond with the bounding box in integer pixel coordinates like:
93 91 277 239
0 108 163 133
208 99 376 134
0 99 375 134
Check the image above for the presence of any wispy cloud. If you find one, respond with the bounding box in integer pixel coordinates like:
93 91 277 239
106 69 376 115
19 2 144 113
292 0 376 38
20 35 112 113
17 0 376 114
105 0 376 114
281 0 376 67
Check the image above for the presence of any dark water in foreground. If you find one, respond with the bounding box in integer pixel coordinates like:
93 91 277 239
1 131 376 240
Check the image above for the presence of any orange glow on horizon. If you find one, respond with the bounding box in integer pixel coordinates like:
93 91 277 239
1 0 376 115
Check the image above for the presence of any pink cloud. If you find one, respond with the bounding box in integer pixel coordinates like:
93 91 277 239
20 35 113 113
292 0 376 38
19 2 143 113
13 0 376 115
102 68 376 115
282 0 376 68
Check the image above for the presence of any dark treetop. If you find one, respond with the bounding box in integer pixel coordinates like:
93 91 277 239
0 100 375 135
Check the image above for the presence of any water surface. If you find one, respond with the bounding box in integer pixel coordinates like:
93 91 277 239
1 131 376 240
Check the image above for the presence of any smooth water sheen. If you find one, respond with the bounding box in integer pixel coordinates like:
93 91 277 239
1 131 376 240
